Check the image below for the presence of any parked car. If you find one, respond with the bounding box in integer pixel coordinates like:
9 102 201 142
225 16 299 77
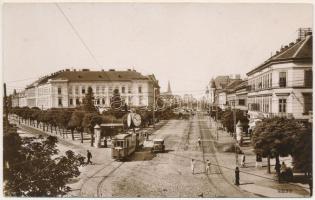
151 138 165 153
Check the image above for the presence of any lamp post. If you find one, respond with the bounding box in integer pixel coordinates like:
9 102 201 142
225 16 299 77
233 103 239 167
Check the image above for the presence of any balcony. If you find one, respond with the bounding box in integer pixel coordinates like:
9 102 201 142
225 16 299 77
268 113 294 119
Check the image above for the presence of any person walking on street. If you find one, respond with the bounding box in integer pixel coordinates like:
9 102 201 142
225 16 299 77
275 161 281 182
206 160 211 174
87 150 93 164
198 137 201 147
235 167 240 186
241 154 246 167
191 159 196 175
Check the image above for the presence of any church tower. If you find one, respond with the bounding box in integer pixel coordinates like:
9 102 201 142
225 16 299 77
166 80 172 95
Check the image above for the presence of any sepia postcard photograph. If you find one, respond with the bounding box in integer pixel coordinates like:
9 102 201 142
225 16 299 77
2 1 313 198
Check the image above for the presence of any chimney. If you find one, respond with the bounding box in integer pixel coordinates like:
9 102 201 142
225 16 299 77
289 42 294 47
109 69 115 71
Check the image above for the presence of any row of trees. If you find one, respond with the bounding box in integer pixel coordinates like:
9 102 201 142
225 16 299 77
252 117 312 176
209 106 249 133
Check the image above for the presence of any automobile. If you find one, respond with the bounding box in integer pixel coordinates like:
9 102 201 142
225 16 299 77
151 138 165 153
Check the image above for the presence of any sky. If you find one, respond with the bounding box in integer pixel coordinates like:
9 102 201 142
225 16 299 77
2 3 313 97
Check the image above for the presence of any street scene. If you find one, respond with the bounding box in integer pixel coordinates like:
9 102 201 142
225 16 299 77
3 2 313 198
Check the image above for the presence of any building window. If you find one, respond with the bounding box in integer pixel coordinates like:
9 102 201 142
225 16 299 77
58 87 62 95
122 86 125 94
270 73 272 88
128 86 132 94
102 98 105 105
303 93 312 114
69 98 73 105
76 98 80 105
82 86 86 94
58 98 62 106
279 72 287 87
279 98 286 113
96 99 100 105
102 86 105 94
138 86 142 93
304 70 312 87
239 99 245 106
69 86 72 94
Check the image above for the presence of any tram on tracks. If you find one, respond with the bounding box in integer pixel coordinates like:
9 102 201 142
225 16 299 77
111 131 145 160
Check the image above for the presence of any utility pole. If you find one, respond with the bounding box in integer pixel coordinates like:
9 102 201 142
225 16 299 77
216 106 219 140
233 103 239 166
4 83 9 132
152 88 157 128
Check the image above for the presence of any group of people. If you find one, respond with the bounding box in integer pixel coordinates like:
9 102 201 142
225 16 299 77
191 159 212 175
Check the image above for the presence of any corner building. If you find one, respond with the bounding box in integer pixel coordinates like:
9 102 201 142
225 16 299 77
19 69 159 110
246 32 312 129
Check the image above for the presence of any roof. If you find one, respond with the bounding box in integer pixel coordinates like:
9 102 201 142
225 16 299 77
29 69 152 87
235 80 248 91
114 134 131 140
153 138 164 142
247 34 312 76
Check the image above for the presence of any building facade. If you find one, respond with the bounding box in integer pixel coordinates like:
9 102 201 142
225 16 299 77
246 32 312 128
13 69 160 110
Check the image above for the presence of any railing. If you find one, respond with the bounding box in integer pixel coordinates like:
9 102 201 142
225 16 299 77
268 113 294 119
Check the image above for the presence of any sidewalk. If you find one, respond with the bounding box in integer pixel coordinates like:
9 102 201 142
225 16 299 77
206 117 310 198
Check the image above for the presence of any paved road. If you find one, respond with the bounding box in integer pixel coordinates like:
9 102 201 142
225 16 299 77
76 113 251 197
14 114 253 197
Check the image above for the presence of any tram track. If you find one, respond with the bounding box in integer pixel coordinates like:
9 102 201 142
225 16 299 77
79 160 120 197
96 161 125 197
197 113 245 197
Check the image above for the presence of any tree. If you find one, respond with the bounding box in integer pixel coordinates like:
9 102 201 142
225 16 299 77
82 113 103 147
68 111 85 143
252 117 302 173
82 87 97 112
56 109 73 138
292 124 312 176
220 108 248 133
4 133 85 197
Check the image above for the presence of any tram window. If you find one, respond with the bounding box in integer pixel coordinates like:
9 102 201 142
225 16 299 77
115 141 124 147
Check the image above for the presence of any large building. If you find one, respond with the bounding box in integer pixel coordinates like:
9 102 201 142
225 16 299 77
246 30 312 129
12 69 160 110
207 75 241 110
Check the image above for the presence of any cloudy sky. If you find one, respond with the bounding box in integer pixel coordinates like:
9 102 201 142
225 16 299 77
3 3 313 96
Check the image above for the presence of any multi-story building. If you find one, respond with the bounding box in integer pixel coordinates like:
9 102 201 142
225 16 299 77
207 75 241 109
13 69 160 110
12 90 27 108
246 31 312 129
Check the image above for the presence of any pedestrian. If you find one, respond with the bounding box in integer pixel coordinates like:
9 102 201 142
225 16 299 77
198 137 201 147
309 177 313 197
280 161 287 174
206 159 211 174
275 161 281 182
255 154 262 168
87 150 93 164
191 159 195 174
241 154 246 167
235 167 240 186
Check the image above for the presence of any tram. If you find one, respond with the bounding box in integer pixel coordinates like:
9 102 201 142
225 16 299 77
111 131 145 160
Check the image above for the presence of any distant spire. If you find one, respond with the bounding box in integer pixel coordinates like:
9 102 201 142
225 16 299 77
167 80 172 95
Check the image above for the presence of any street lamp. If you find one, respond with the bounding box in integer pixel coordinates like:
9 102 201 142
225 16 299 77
233 103 239 167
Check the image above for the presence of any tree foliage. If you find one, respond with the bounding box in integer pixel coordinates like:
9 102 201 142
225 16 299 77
220 108 248 133
292 125 312 174
252 117 302 158
4 134 84 197
82 87 97 112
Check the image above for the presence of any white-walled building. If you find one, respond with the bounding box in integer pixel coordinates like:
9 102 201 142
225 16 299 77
246 32 312 128
13 69 160 110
